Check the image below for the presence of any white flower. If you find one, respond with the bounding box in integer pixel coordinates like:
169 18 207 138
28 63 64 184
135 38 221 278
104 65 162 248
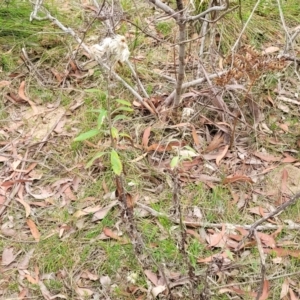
90 35 130 65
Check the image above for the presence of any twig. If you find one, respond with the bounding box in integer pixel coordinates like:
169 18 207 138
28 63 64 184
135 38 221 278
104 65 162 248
187 0 229 22
164 70 228 105
135 202 300 231
236 191 300 250
147 0 178 20
254 230 266 300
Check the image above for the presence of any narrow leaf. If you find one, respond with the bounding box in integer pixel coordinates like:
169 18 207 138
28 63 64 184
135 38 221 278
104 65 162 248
170 156 179 169
110 150 122 175
74 129 100 142
114 106 134 112
111 127 119 140
116 99 132 106
86 152 106 168
97 109 107 129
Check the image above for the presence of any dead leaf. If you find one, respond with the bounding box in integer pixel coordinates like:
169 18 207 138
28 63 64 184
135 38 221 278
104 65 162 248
289 288 298 300
18 288 29 299
102 227 129 244
223 175 253 184
91 200 118 221
18 81 38 114
64 186 76 201
259 280 270 300
279 123 289 132
18 249 35 270
144 269 158 286
75 286 94 297
257 232 276 248
207 224 226 248
191 125 200 147
264 248 300 258
216 145 229 166
27 218 41 242
151 285 166 298
254 152 281 162
2 247 19 266
219 287 256 297
280 279 289 299
80 270 99 281
205 133 223 153
16 197 31 218
186 229 205 243
100 275 111 289
142 126 151 149
0 80 10 88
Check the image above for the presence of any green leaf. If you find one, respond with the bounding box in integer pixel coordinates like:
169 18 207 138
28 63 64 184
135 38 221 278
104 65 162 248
119 132 132 139
170 156 179 169
74 129 100 142
111 127 119 139
84 89 101 93
86 151 106 168
111 150 122 175
114 106 134 113
113 115 130 121
116 99 132 106
97 109 107 129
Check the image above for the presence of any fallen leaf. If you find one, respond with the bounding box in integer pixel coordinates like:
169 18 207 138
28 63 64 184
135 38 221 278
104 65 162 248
80 270 99 281
100 275 111 289
259 280 270 300
142 126 151 149
257 232 276 248
151 285 166 298
191 125 200 147
27 218 41 242
264 248 300 258
16 197 31 218
205 133 223 153
91 200 118 221
0 80 10 88
219 287 256 297
144 270 158 286
280 279 289 299
63 186 76 201
216 145 229 166
2 247 18 266
223 175 253 184
207 224 226 247
18 249 35 270
18 81 38 114
289 288 298 300
75 286 94 297
102 227 128 244
254 152 281 162
279 123 289 132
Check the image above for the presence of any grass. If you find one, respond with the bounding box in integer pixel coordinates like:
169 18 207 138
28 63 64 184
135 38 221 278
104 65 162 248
1 0 300 298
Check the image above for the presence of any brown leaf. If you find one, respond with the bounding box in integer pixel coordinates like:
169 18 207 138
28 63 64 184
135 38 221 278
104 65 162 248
223 175 253 184
18 81 38 114
186 229 205 243
191 125 200 147
18 249 35 270
144 269 158 286
26 219 41 242
0 80 10 88
280 279 289 299
205 133 223 153
91 200 118 221
80 270 99 281
282 154 297 163
64 186 76 201
142 126 151 149
207 224 226 248
2 247 17 266
289 288 298 300
147 141 185 152
264 248 300 258
259 280 270 300
219 287 256 297
279 123 289 132
103 227 129 244
18 288 28 299
281 168 288 195
216 145 229 166
254 152 281 162
257 232 276 248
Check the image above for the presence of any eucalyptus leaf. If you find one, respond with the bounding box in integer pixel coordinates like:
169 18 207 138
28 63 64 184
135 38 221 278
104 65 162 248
110 150 122 175
74 129 100 142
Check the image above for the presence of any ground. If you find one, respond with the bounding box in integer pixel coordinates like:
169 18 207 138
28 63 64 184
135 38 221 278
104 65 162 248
0 0 300 299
